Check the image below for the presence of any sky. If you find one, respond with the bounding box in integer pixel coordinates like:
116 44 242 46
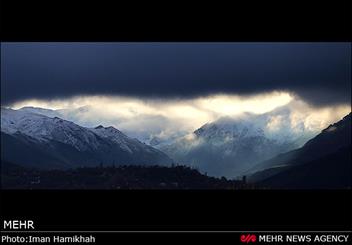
1 42 351 140
1 42 351 105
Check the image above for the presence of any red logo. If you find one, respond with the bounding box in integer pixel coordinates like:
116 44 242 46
240 234 257 243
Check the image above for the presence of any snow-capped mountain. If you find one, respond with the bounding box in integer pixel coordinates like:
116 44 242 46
158 113 315 178
16 106 189 146
17 106 92 127
2 108 102 151
1 108 173 169
9 105 321 178
90 125 167 156
16 106 61 118
194 116 267 141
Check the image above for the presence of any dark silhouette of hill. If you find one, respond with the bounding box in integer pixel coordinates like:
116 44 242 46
259 146 351 189
1 161 251 189
248 113 351 188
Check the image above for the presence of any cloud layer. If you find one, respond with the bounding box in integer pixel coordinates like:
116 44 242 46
1 42 351 106
11 92 351 142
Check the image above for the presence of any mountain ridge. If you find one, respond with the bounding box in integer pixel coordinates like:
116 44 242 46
248 112 351 185
158 113 304 178
1 108 174 169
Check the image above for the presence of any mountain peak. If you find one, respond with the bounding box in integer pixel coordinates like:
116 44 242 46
343 112 351 121
20 106 42 110
1 108 174 169
322 112 351 134
194 115 265 140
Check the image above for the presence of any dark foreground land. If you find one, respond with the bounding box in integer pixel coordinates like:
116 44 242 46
1 161 252 189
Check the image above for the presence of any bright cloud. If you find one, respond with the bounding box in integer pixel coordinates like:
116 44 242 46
10 91 351 141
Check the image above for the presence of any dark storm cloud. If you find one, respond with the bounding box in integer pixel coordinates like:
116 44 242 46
1 42 351 106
